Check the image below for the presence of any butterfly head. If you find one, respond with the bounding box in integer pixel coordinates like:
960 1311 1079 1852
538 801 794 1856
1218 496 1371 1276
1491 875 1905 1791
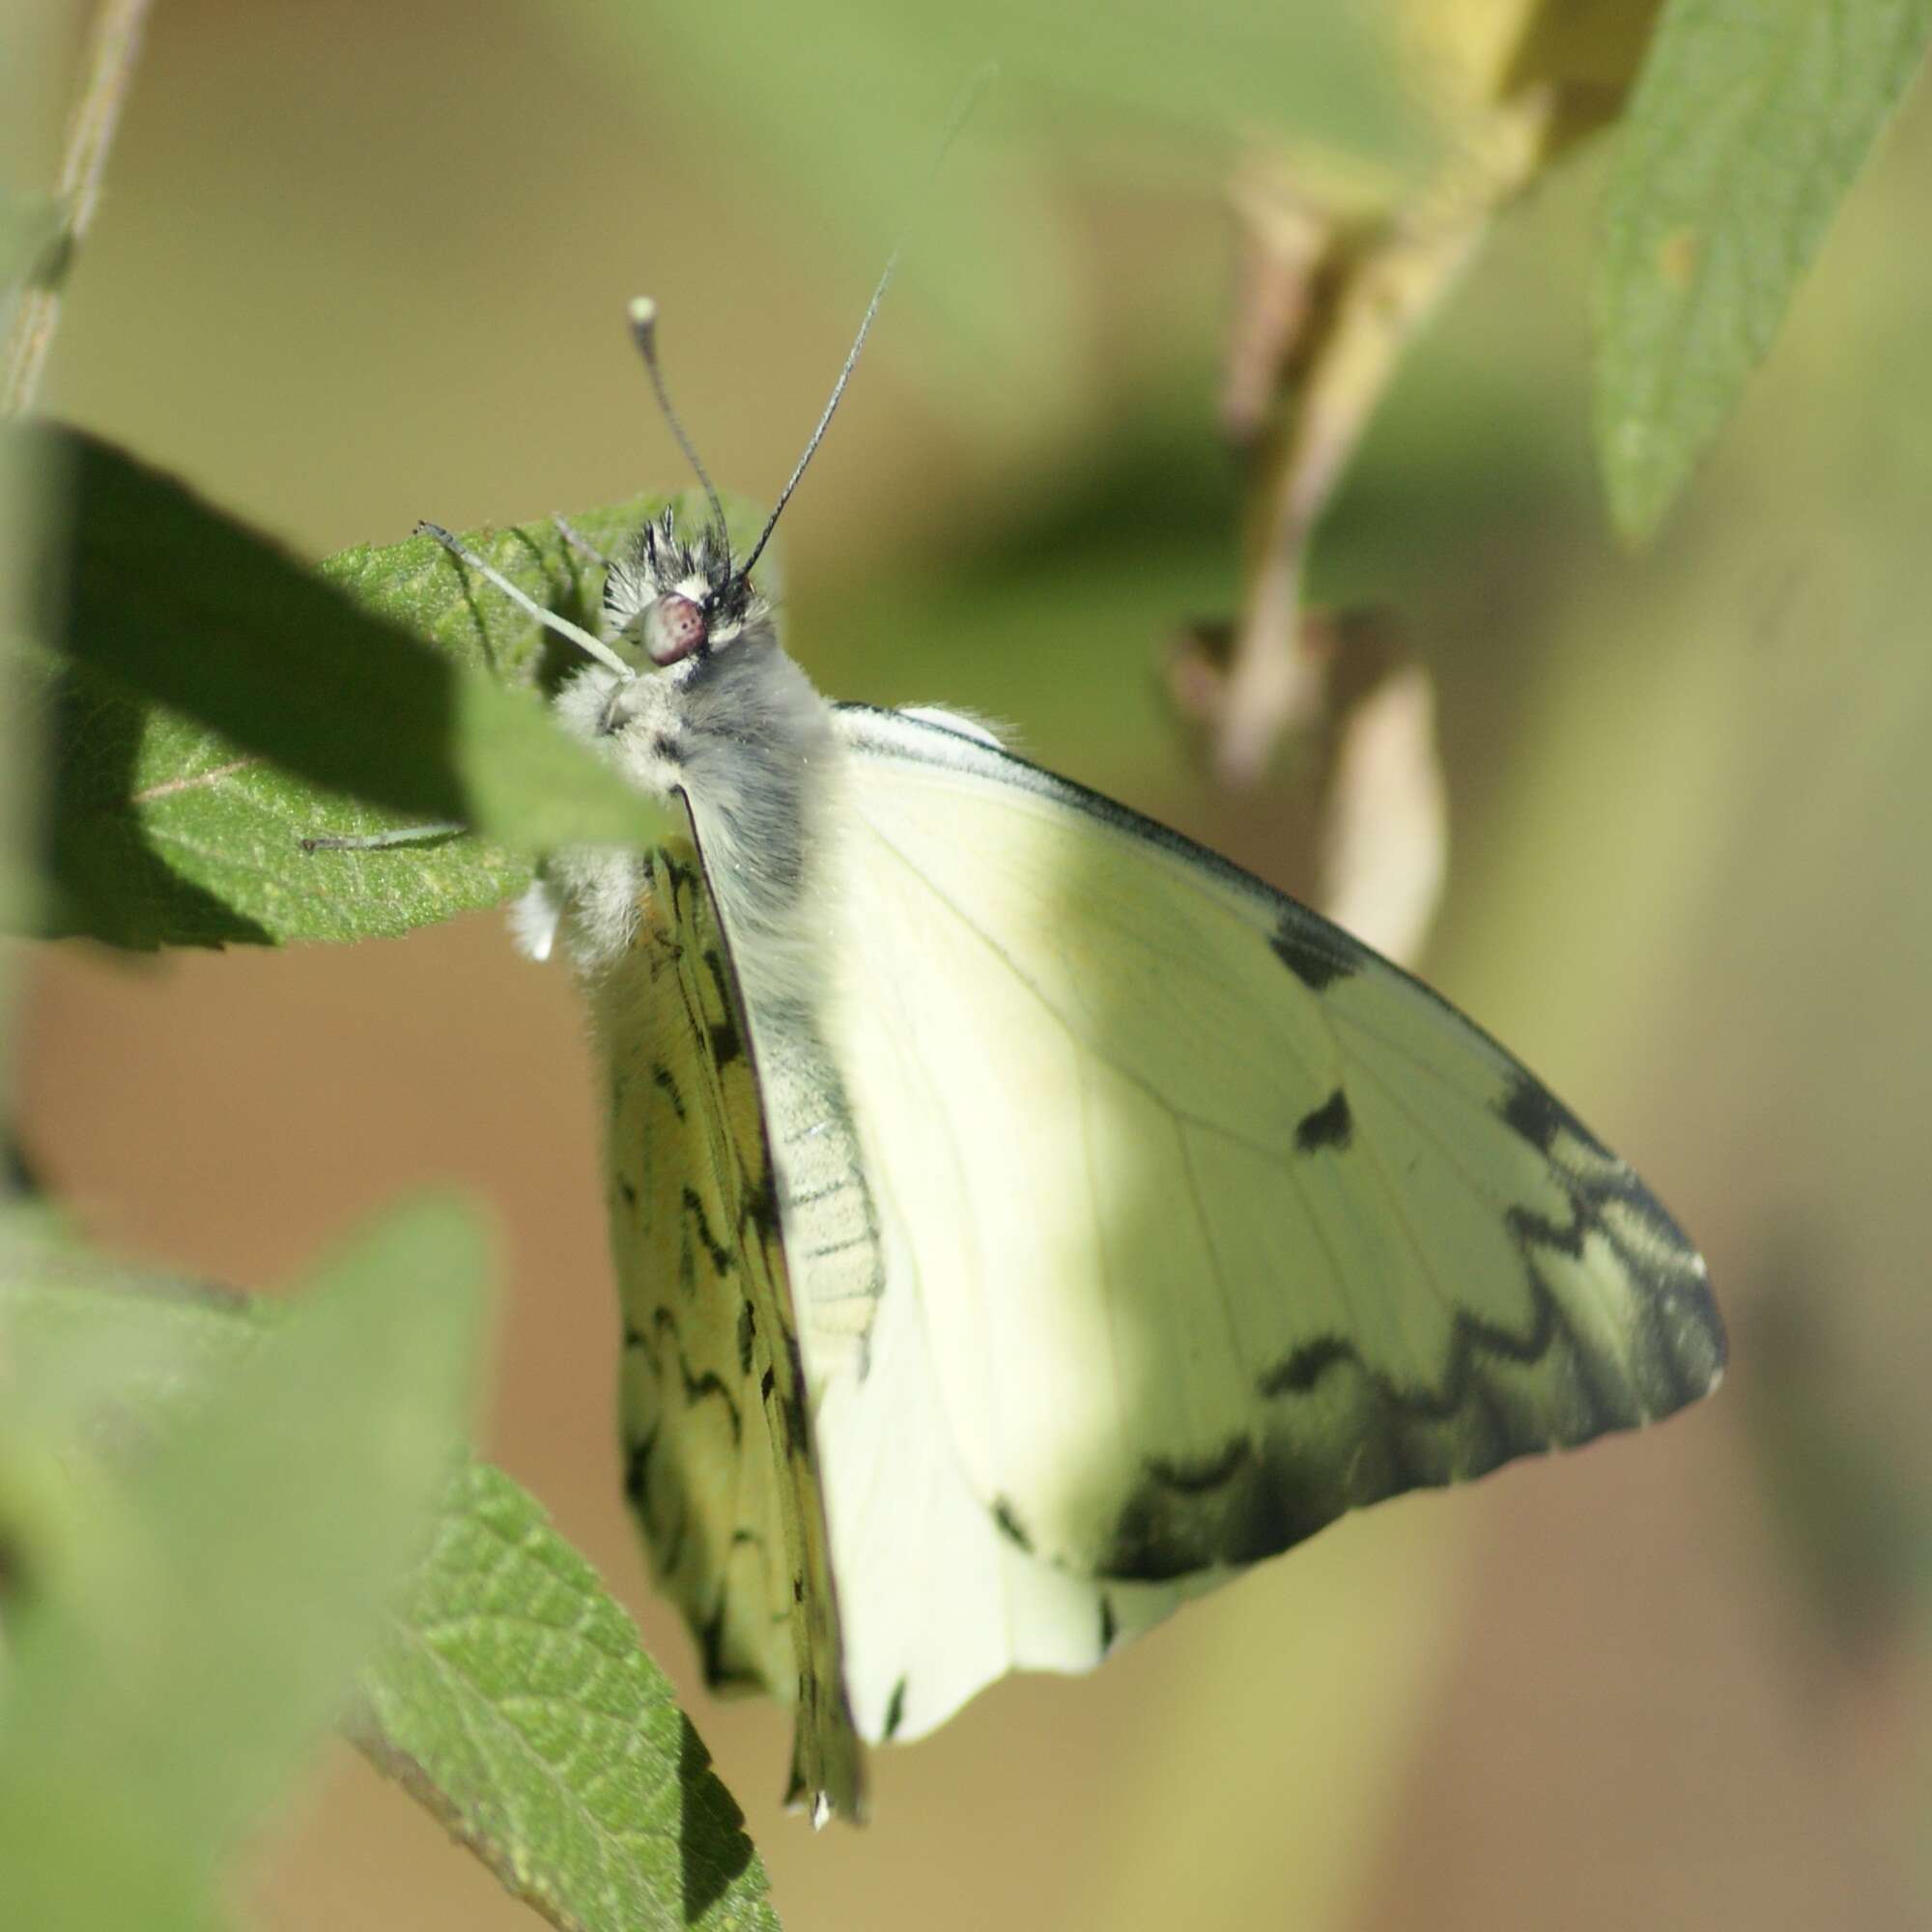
604 505 768 668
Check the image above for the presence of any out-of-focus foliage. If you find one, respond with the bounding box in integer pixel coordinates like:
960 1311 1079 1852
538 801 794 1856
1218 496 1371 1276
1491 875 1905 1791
0 1198 491 1930
548 0 1426 406
0 1218 780 1932
1597 0 1932 538
15 431 741 947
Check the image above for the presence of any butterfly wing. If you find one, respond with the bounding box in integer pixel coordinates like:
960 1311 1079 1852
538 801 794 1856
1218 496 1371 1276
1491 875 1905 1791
598 838 864 1823
796 703 1723 1743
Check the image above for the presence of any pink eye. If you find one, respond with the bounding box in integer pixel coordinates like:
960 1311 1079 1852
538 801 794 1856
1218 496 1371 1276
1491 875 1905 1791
650 592 708 666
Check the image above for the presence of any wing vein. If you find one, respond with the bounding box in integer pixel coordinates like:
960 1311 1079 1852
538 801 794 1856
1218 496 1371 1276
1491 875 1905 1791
857 819 1314 1164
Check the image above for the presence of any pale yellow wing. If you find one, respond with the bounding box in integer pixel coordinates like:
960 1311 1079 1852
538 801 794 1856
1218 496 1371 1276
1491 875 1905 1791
790 704 1722 1743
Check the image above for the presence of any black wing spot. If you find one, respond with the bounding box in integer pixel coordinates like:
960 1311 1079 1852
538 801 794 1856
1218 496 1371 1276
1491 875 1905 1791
759 1366 776 1403
882 1677 909 1742
618 1177 639 1208
1097 1593 1119 1655
991 1496 1034 1552
736 1301 755 1377
1271 916 1358 992
1294 1087 1353 1153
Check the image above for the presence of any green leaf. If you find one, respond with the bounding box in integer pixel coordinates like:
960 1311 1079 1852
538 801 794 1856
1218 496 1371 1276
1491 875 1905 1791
0 1211 266 1453
1596 0 1932 541
357 1463 781 1932
0 1197 491 1926
0 1225 779 1932
32 644 526 948
17 423 719 946
0 1783 216 1932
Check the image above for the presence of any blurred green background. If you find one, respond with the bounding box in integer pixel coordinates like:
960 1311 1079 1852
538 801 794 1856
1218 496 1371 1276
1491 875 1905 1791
16 1 1932 1926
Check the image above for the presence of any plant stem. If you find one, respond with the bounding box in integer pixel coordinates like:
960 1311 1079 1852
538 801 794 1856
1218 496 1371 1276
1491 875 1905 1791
2 0 154 417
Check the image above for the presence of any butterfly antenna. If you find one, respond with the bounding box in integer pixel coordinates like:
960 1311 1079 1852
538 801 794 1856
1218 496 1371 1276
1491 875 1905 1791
628 297 732 558
734 61 998 586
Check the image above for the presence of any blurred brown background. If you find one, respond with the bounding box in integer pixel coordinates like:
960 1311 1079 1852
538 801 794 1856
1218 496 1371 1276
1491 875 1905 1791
16 2 1932 1927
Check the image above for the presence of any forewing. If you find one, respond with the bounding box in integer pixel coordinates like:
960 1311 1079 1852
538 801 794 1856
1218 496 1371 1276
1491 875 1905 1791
599 840 864 1821
826 707 1723 1597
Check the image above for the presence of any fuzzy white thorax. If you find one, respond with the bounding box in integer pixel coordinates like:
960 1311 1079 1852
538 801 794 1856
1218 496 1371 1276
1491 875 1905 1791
513 520 844 1028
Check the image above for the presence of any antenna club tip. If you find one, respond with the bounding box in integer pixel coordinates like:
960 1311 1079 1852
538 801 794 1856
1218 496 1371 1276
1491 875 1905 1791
628 295 659 336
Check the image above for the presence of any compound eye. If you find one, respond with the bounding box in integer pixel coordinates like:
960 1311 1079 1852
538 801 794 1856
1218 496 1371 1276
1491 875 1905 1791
648 592 708 666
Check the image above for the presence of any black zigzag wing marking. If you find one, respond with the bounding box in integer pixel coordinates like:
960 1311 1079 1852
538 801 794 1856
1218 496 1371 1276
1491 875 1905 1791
701 946 745 1067
624 1424 660 1511
1143 1437 1251 1495
681 1183 735 1276
1098 1065 1723 1584
649 1306 744 1445
831 704 1722 1694
619 1302 748 1440
700 1601 764 1692
664 829 866 1823
607 840 821 1766
697 1521 790 1693
1495 1073 1723 1408
620 1316 661 1378
653 1063 688 1121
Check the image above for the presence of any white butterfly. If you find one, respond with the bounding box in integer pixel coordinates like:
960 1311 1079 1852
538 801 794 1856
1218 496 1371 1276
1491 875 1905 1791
436 301 1723 1827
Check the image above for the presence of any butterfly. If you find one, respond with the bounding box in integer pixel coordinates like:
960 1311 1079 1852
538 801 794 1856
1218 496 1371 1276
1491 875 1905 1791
431 298 1724 1828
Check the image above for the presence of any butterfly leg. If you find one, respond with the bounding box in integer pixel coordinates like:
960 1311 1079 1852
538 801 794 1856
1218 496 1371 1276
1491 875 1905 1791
552 513 618 573
416 520 632 676
298 821 467 852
